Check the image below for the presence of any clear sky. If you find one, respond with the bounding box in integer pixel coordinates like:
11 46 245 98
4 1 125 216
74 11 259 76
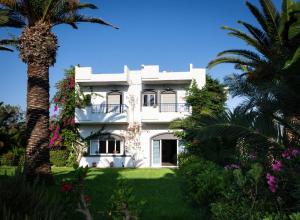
0 0 281 110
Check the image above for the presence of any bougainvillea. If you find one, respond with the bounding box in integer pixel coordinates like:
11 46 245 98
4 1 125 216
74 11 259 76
50 66 90 165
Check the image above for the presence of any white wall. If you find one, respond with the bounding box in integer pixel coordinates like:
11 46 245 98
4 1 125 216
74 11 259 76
76 64 205 167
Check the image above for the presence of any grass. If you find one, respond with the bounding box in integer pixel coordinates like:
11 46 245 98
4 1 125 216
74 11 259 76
0 166 203 220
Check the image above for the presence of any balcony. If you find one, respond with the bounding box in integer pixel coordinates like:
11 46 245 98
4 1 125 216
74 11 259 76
75 104 128 124
159 103 190 112
141 103 191 123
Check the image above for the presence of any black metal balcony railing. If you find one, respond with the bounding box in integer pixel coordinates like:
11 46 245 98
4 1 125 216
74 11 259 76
159 103 191 112
91 104 127 114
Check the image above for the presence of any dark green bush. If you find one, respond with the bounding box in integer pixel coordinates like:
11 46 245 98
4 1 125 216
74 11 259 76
50 150 68 167
178 154 226 206
0 148 25 166
0 171 67 220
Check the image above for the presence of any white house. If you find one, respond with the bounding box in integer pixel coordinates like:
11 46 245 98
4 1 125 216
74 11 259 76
75 64 206 168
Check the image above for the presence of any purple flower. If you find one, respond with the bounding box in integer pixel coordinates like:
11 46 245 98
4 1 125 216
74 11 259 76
282 148 299 160
272 160 283 172
54 105 59 112
266 173 277 193
291 149 299 157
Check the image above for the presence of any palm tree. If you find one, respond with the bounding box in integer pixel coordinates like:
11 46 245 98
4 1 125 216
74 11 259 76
208 0 300 81
0 0 117 181
208 0 300 136
0 8 24 51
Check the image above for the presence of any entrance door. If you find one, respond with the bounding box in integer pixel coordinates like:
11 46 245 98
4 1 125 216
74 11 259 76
152 140 161 167
161 140 177 166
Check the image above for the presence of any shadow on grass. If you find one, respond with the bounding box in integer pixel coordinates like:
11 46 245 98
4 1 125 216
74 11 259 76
53 168 207 220
0 167 208 220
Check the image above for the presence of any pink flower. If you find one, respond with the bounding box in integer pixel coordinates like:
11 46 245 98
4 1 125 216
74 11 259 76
266 173 277 193
282 148 299 160
54 105 58 112
272 160 283 172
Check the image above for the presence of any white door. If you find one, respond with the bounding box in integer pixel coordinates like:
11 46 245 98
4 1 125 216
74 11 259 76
152 140 161 167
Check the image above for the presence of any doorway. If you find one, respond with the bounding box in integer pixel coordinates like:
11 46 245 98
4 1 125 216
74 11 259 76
161 140 177 166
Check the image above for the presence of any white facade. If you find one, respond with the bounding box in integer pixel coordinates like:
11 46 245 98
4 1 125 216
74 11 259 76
76 64 205 168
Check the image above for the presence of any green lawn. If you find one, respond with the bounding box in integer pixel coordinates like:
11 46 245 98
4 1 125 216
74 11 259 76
0 167 204 220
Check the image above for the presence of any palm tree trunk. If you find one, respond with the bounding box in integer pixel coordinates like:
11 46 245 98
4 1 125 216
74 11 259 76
24 63 52 182
20 22 57 183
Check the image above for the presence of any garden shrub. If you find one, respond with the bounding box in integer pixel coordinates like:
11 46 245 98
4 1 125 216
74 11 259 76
107 179 146 219
0 148 25 166
178 154 226 206
50 149 68 167
0 171 67 220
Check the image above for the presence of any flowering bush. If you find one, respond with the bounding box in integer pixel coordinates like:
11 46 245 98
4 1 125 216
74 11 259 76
49 66 90 166
59 166 93 220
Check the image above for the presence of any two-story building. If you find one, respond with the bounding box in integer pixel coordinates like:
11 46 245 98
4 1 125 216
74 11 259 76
75 64 205 167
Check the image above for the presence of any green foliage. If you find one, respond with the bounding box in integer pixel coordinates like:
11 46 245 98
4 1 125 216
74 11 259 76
50 150 68 167
171 76 228 165
0 171 67 220
51 66 88 166
263 212 300 220
0 147 25 166
0 102 25 154
107 179 146 220
187 77 226 117
178 154 225 206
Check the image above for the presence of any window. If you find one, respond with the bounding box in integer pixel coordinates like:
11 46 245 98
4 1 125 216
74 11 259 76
90 140 99 155
107 91 122 113
143 92 156 106
160 91 176 112
89 135 123 155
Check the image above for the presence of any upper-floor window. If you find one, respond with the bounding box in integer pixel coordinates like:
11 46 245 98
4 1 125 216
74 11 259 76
107 91 122 113
142 90 156 107
160 90 176 112
90 134 123 155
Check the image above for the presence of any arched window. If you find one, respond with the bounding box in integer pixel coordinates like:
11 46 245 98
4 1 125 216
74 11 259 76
90 134 124 155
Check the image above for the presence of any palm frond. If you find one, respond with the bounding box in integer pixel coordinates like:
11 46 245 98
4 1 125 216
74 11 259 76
53 13 119 29
246 1 269 33
260 0 282 43
217 49 265 63
0 45 13 51
238 20 270 47
222 26 269 56
0 8 25 27
207 56 255 69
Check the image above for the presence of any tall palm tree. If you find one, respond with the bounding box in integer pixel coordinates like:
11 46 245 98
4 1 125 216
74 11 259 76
0 8 24 51
208 0 300 81
208 0 300 128
0 0 117 181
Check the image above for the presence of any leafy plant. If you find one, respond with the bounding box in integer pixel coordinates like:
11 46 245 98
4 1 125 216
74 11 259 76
50 149 68 167
0 170 67 220
107 179 146 220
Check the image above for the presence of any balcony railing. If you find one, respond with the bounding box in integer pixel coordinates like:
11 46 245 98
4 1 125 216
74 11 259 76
91 104 127 114
159 103 190 112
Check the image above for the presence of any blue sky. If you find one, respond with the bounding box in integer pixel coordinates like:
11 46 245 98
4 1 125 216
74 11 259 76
0 0 281 110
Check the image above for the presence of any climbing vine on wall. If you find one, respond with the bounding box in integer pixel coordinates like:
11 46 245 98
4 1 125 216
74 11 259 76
50 66 90 165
